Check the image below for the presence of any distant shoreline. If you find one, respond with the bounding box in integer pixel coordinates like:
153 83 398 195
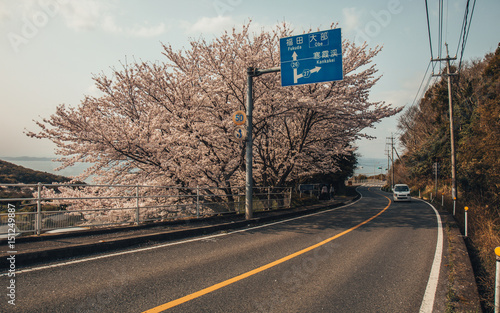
354 157 388 176
1 156 54 162
0 157 90 180
1 156 387 180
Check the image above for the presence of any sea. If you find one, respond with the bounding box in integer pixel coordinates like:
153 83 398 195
2 157 91 180
354 157 389 176
1 156 388 181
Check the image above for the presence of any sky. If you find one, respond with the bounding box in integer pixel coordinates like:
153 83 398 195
0 0 499 174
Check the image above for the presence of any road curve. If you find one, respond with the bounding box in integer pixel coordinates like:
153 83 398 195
4 187 444 312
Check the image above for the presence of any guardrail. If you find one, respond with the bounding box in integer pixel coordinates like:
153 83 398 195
0 183 292 236
346 179 386 187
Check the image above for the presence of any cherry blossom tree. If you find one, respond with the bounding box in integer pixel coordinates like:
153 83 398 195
28 22 400 215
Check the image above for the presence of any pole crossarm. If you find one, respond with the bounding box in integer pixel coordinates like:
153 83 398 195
432 72 459 77
431 56 457 62
431 55 459 77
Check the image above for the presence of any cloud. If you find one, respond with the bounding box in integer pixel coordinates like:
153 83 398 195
86 83 103 97
181 16 279 38
371 72 427 108
58 0 165 37
59 0 112 31
183 16 237 35
129 22 166 38
373 89 413 108
342 7 363 33
0 1 13 22
101 15 122 34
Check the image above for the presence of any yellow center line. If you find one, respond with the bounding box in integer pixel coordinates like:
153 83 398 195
143 191 391 313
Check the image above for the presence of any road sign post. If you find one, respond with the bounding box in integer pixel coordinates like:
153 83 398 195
245 69 253 220
245 67 280 220
244 28 343 220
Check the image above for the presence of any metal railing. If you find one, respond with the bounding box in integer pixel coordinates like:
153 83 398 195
0 183 292 236
346 179 386 187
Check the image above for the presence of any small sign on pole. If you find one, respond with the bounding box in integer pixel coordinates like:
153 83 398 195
232 110 247 126
234 126 247 141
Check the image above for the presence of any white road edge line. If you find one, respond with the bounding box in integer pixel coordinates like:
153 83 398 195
418 199 444 313
1 195 363 276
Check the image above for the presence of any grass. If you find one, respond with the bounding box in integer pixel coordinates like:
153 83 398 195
465 208 500 312
445 223 460 313
419 186 500 312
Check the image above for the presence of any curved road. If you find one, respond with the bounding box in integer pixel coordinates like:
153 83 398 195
4 187 445 312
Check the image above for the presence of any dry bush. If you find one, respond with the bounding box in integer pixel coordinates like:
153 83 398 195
467 204 500 312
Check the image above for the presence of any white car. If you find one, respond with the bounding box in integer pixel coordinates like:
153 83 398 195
393 184 411 202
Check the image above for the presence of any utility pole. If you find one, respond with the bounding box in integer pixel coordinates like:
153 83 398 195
386 136 395 189
386 146 390 186
391 136 395 188
432 43 458 209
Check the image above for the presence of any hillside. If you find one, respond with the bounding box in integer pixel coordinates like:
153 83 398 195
0 159 71 184
396 43 500 311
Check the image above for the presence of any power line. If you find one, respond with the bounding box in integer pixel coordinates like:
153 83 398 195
409 59 440 110
411 61 432 107
455 0 470 57
423 0 473 206
444 0 449 45
422 70 438 100
425 0 434 60
438 0 444 58
458 0 477 73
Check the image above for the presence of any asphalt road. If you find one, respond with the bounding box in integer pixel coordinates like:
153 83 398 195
2 187 444 312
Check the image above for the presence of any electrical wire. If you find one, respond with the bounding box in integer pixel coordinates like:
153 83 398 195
445 0 449 46
411 61 432 107
455 0 469 58
425 0 434 60
458 0 477 73
412 0 476 126
438 0 443 59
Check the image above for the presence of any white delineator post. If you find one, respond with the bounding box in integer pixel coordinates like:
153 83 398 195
495 247 500 313
135 185 140 225
464 206 469 238
36 182 42 235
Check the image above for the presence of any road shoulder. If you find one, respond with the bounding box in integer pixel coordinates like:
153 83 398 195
441 210 482 312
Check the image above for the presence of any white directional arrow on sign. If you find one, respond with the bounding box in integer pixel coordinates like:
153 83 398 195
309 66 321 74
291 51 321 84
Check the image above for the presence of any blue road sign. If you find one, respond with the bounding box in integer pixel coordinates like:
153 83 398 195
280 28 343 86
